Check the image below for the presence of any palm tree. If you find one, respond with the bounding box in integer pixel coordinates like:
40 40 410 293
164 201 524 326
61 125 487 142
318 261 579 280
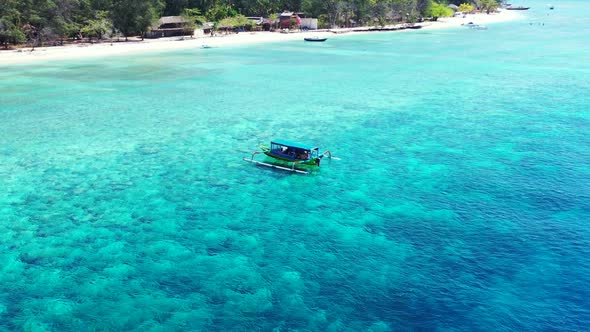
480 0 500 14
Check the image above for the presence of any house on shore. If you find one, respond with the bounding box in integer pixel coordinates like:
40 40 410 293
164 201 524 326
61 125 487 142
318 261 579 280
300 17 318 30
145 16 194 38
279 12 301 29
278 12 318 30
261 18 277 31
202 22 215 35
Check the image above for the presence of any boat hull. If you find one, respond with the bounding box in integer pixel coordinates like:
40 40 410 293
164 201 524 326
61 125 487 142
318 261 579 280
263 151 320 165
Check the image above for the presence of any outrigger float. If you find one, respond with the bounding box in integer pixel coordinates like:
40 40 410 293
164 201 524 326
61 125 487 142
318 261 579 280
243 139 338 174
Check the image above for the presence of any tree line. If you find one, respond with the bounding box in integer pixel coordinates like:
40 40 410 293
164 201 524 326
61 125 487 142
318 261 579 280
0 0 502 48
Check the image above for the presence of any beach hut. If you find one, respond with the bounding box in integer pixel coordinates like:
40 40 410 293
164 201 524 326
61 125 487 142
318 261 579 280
246 17 264 31
202 22 215 35
279 12 301 29
145 16 194 38
262 18 278 31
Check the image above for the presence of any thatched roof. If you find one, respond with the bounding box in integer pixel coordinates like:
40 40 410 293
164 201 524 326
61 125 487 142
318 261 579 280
158 16 189 25
202 22 214 29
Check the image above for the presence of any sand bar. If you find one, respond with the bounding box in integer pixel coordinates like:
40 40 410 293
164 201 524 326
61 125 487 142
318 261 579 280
0 10 523 66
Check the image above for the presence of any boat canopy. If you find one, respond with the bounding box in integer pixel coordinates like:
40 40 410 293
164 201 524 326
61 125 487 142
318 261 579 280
271 139 317 151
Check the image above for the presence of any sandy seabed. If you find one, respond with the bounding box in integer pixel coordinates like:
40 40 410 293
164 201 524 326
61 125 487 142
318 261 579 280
0 10 523 66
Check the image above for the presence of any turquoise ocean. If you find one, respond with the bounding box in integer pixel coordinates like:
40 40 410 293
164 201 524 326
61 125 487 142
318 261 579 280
1 0 589 330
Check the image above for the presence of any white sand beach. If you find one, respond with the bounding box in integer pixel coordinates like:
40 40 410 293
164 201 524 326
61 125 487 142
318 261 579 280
0 10 523 65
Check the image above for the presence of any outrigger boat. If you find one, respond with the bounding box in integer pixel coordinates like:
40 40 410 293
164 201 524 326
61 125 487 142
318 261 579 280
506 6 530 10
304 37 328 42
243 139 337 174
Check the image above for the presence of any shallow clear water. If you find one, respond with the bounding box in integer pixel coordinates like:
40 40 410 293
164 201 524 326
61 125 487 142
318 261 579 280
1 1 590 330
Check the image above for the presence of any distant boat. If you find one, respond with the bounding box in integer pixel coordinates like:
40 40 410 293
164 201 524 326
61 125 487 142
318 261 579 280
506 6 530 10
243 139 337 174
549 5 554 10
463 22 488 30
304 37 327 42
405 25 422 30
201 44 212 49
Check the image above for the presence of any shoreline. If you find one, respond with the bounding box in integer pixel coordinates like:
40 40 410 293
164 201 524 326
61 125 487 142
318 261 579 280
0 10 523 66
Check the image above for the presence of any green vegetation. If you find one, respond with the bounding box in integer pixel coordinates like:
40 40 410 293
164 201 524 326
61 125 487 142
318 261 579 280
480 0 500 14
427 2 455 20
80 11 112 42
217 15 254 31
181 8 206 26
0 0 501 48
0 18 26 48
458 3 476 13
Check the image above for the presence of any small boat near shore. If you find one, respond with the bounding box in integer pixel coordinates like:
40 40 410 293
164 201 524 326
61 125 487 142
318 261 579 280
464 22 488 30
506 6 530 10
304 37 327 42
243 139 337 174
